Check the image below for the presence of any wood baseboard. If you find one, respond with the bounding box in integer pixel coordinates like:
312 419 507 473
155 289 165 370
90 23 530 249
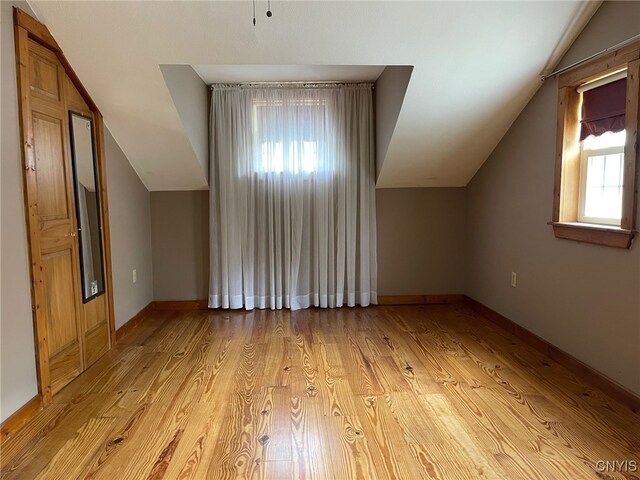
152 297 466 309
153 300 209 311
0 395 42 444
463 295 640 414
153 297 466 309
377 294 464 305
115 302 155 342
2 302 154 445
2 298 203 444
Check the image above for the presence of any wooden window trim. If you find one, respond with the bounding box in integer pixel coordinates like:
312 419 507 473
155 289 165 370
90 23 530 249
552 40 640 249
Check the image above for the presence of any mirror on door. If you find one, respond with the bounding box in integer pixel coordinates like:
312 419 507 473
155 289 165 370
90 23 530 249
69 112 105 302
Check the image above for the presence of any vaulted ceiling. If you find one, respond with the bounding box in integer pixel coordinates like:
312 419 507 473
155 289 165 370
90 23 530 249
30 1 600 191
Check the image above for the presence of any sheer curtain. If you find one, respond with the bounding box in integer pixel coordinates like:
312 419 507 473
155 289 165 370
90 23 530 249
209 84 377 310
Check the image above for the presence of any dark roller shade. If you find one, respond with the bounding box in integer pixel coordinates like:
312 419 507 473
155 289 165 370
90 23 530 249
579 77 627 141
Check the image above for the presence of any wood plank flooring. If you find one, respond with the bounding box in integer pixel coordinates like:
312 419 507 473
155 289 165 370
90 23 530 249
1 304 639 479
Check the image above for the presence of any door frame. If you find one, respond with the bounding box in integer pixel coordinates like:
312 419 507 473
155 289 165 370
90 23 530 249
13 8 115 406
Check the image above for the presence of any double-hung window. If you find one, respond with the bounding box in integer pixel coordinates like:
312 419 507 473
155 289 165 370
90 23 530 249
551 41 640 248
578 130 626 225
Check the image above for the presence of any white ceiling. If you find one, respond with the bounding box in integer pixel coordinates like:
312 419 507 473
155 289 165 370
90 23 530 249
29 1 599 191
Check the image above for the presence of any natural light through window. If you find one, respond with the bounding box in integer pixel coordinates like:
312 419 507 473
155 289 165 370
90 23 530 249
579 131 626 225
259 141 318 174
252 96 326 176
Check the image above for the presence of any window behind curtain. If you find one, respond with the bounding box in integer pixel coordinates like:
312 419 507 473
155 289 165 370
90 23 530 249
577 73 627 225
251 92 334 175
209 83 377 310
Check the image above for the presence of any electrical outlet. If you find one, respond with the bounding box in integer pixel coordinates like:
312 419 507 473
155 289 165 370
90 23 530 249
132 269 137 284
511 272 517 288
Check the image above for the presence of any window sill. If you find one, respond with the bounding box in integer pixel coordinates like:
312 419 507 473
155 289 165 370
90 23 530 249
549 222 635 249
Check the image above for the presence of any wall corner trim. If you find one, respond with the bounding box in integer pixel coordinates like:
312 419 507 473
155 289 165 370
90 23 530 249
463 295 640 415
1 300 154 448
115 302 155 342
0 395 43 445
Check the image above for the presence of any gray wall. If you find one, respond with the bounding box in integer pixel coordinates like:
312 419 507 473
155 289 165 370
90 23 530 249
151 191 209 301
1 0 40 423
150 188 466 300
374 66 413 179
465 1 640 395
1 1 155 421
377 188 465 295
105 130 155 328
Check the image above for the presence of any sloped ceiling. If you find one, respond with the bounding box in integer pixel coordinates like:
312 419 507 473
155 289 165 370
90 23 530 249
29 1 599 191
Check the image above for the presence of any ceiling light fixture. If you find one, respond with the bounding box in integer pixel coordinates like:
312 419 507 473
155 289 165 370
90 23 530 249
253 0 273 26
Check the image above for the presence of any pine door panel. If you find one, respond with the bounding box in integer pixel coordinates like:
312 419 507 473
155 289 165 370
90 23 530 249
41 250 80 355
84 296 109 367
41 251 82 394
32 113 69 221
84 295 106 331
28 39 85 395
28 45 61 102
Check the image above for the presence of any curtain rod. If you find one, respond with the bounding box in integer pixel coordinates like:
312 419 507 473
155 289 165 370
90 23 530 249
542 33 640 81
210 81 374 90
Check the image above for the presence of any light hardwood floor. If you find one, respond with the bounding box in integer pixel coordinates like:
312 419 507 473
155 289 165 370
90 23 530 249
1 304 639 479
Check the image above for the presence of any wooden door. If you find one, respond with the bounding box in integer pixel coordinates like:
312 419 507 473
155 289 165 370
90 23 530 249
15 8 116 406
64 76 110 367
24 40 85 396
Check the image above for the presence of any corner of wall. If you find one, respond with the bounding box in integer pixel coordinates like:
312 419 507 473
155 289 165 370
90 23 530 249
1 0 40 423
104 128 155 329
463 0 640 395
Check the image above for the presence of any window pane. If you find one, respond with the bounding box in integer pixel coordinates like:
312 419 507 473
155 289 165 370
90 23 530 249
584 187 623 220
585 155 605 188
603 153 622 187
583 151 624 220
